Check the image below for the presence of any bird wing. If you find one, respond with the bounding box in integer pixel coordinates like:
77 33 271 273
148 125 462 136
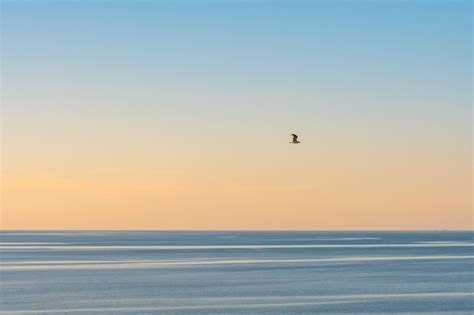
291 134 298 142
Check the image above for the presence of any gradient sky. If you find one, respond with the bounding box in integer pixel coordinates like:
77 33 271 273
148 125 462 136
2 0 472 230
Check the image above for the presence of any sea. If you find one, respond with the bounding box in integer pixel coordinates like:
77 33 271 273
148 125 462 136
0 231 473 314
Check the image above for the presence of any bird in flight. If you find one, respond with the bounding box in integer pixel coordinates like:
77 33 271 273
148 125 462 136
290 133 300 144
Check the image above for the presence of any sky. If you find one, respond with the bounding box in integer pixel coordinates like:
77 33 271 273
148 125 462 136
1 0 472 230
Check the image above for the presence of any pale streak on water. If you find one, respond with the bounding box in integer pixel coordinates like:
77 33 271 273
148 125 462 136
0 231 473 314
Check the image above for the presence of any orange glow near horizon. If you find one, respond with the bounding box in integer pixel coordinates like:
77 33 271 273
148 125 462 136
2 139 471 230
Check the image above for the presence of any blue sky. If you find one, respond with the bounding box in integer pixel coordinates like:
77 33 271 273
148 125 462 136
3 0 471 161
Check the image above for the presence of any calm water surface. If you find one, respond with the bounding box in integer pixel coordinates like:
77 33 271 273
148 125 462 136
1 231 473 314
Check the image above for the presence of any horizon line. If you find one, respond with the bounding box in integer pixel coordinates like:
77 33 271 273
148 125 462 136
1 229 472 232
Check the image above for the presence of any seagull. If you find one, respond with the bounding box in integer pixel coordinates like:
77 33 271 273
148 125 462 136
290 133 300 144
